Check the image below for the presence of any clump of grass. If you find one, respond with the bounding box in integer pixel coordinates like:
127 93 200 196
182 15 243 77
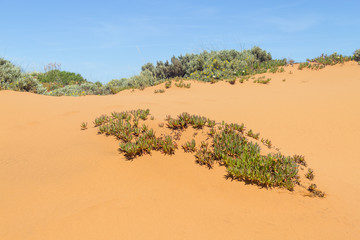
80 122 88 130
305 168 314 180
154 89 165 93
182 139 196 153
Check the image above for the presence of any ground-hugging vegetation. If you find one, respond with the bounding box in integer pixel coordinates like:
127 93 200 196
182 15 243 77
86 109 325 197
298 52 354 70
2 48 359 96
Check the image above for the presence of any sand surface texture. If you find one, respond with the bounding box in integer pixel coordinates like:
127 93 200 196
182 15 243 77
1 62 360 239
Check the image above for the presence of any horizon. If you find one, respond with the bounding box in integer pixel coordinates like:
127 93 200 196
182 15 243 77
1 0 359 83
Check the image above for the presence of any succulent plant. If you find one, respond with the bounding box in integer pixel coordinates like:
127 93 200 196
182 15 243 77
80 122 88 130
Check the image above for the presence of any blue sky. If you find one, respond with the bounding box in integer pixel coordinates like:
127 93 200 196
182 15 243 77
1 0 359 83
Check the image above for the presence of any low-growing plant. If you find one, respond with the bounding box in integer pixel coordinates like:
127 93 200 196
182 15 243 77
165 80 172 88
227 77 236 85
158 136 178 155
246 129 260 140
261 138 272 148
305 168 314 180
269 66 278 73
93 115 110 127
308 184 325 197
207 119 216 128
175 80 191 88
293 155 307 167
195 141 214 168
182 139 196 152
80 122 88 130
254 77 271 84
208 128 216 137
154 89 165 93
90 109 324 195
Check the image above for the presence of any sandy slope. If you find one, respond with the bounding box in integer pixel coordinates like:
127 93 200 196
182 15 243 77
1 61 360 239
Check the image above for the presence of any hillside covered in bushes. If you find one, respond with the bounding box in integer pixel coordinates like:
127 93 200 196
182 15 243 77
1 47 359 96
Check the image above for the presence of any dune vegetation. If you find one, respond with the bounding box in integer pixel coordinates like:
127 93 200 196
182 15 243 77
1 47 359 96
88 109 324 197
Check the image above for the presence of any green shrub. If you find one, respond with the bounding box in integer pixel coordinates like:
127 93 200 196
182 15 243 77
354 49 360 61
14 75 47 94
0 58 23 90
105 78 129 94
182 139 196 152
154 89 165 93
48 82 111 96
0 58 46 93
36 69 87 91
120 47 284 87
250 46 272 62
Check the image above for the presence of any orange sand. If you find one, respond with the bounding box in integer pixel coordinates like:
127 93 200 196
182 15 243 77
1 62 360 239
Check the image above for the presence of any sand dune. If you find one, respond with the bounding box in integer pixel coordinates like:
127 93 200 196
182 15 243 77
1 62 360 239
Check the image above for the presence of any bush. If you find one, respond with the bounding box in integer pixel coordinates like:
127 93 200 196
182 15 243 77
354 49 360 61
105 78 129 94
36 70 87 91
118 47 284 87
250 46 272 62
0 58 46 94
48 82 111 96
14 75 47 94
0 58 23 90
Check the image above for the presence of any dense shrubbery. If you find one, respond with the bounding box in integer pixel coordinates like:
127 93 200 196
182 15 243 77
105 47 286 89
0 58 22 90
48 82 111 96
1 48 359 96
35 69 87 91
134 47 282 84
0 58 46 93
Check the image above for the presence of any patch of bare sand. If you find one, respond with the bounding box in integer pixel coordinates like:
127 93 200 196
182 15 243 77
1 61 360 239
